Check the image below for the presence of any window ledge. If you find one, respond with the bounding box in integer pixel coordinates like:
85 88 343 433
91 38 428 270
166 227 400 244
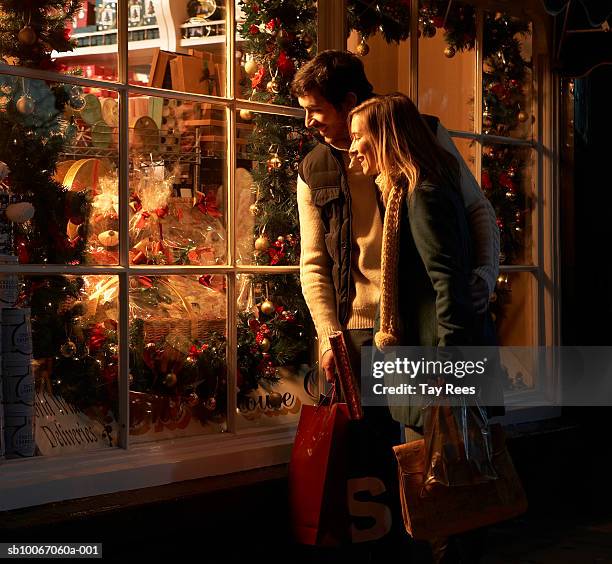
0 426 297 512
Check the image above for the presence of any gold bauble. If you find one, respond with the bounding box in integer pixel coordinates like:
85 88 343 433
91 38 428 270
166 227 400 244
356 41 370 57
517 110 529 123
260 299 276 316
267 154 282 169
18 26 37 46
254 236 269 251
249 202 260 215
443 45 456 58
16 95 34 115
239 108 253 121
244 59 259 76
260 337 271 352
164 372 177 387
60 340 77 358
266 79 280 94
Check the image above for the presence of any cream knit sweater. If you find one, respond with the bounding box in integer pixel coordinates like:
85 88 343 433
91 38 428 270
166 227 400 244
297 153 382 354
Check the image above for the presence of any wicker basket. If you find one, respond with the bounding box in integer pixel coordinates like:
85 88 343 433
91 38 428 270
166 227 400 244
143 317 225 345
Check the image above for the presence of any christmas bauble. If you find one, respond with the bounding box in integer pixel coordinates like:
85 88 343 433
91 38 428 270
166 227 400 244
277 236 285 243
483 115 493 128
5 201 35 223
186 392 200 407
98 229 119 247
60 340 77 358
260 299 275 316
16 95 35 115
302 34 313 48
260 337 271 352
443 46 456 58
244 59 259 76
356 41 369 56
239 109 253 121
269 391 282 409
164 372 177 387
69 95 86 111
18 26 37 46
266 79 280 94
249 203 260 215
254 236 269 251
423 25 436 38
205 396 217 411
517 110 529 123
267 154 282 169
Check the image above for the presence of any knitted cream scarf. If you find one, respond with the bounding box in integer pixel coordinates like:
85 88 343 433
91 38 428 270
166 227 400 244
374 174 408 350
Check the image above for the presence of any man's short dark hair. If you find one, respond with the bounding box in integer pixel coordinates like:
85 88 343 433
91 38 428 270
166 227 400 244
291 50 374 108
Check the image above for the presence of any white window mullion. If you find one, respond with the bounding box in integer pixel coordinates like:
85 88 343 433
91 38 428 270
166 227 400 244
118 0 131 449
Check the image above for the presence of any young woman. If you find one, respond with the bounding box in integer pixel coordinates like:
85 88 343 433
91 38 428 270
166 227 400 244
349 93 498 561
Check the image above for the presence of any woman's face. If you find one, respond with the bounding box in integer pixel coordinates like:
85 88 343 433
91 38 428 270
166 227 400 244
349 113 378 176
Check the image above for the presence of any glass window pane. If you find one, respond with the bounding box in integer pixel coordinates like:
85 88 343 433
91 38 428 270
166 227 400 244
483 12 533 140
235 110 313 266
237 1 317 106
128 95 227 266
235 273 316 430
3 275 120 458
129 274 227 442
132 1 226 96
346 31 411 96
0 1 117 81
482 143 535 266
0 78 119 265
418 1 476 132
491 271 538 392
491 271 537 346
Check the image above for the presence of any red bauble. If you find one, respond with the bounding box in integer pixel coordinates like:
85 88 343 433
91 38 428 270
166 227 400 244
277 51 295 77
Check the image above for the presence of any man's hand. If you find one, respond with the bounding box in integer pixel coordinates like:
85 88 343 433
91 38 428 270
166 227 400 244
321 349 336 383
470 273 490 314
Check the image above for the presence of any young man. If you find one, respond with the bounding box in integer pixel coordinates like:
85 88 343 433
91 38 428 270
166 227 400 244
291 50 499 383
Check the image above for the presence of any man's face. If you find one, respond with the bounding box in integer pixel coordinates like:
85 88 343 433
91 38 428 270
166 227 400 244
297 90 351 148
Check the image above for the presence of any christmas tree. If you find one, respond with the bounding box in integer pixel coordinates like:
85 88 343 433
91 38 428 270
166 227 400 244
227 0 317 395
0 1 118 419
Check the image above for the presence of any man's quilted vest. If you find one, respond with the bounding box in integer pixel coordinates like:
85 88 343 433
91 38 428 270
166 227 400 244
298 143 354 326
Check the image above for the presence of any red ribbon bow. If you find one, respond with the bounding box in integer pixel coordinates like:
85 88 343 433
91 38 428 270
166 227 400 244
194 192 222 218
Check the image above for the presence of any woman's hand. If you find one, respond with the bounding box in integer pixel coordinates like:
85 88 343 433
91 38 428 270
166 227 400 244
321 349 336 383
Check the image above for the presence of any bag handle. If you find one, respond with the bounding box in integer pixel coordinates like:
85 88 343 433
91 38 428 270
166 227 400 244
316 380 338 412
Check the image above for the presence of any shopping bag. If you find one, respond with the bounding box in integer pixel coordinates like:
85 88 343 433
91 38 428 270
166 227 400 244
422 401 497 490
288 389 351 546
393 424 527 540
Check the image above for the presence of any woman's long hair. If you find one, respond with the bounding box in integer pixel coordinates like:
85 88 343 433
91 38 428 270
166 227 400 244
348 93 461 202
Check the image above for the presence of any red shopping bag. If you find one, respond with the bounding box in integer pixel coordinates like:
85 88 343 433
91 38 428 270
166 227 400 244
289 391 351 546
